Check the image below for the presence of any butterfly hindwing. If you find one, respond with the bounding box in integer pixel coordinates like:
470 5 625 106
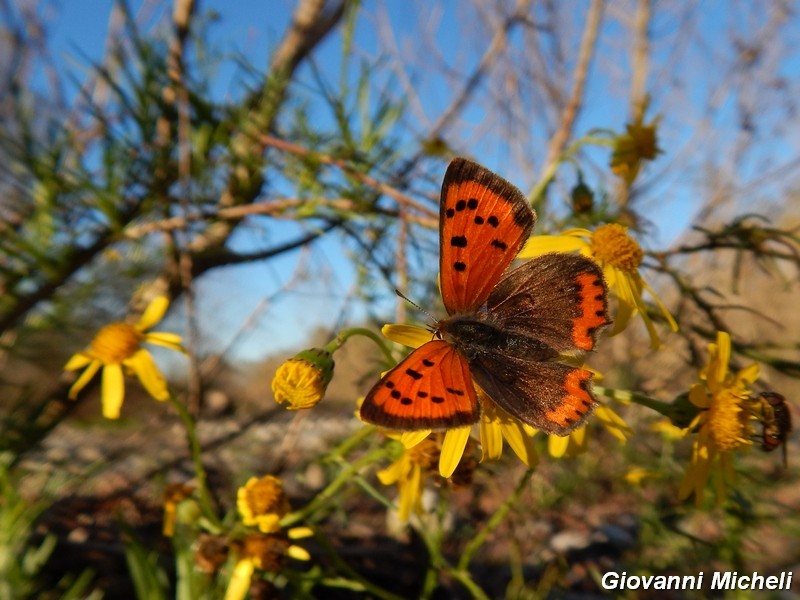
487 253 609 355
360 340 480 431
468 353 597 435
439 158 535 315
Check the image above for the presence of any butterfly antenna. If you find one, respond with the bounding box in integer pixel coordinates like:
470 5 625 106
394 288 437 322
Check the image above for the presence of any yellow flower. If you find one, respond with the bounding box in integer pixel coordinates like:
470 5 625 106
678 331 760 506
226 475 314 599
610 118 662 186
272 348 335 410
237 475 290 534
378 436 478 523
521 224 678 348
377 438 437 522
224 530 312 600
64 296 185 419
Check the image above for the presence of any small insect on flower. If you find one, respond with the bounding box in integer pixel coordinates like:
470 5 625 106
754 391 793 467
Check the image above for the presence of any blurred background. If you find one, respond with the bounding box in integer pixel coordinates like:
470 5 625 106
1 1 799 597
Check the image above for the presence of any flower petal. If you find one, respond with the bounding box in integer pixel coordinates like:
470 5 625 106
399 430 432 449
500 422 539 467
479 415 504 462
224 559 255 600
101 363 125 419
126 349 169 401
439 427 470 478
519 234 588 258
736 363 760 386
382 324 432 349
710 332 731 387
287 544 311 561
377 459 406 485
595 405 633 443
288 527 314 540
398 463 422 522
144 332 186 353
68 360 102 399
688 383 711 409
136 296 170 331
607 272 637 335
64 352 92 371
640 277 679 332
548 433 570 458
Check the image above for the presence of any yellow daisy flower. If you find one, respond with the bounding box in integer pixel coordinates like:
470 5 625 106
64 296 185 419
272 348 335 410
520 224 678 348
224 530 312 600
237 475 291 534
226 475 314 600
678 331 760 506
378 435 479 523
377 438 437 523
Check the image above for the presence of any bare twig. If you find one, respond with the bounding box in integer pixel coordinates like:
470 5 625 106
260 135 436 219
533 0 604 202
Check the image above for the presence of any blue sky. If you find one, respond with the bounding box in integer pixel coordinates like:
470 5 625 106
27 1 800 361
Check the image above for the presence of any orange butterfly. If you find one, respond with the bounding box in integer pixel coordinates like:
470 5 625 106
360 158 610 435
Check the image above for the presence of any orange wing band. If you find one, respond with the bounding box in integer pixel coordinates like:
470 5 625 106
572 272 609 351
542 369 596 433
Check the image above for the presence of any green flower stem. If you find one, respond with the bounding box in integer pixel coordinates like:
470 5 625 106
282 439 389 527
447 570 491 600
325 327 395 363
167 394 218 526
593 385 674 418
457 468 534 572
325 424 376 462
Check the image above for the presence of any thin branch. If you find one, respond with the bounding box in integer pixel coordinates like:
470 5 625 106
260 135 436 219
189 219 343 274
533 0 604 202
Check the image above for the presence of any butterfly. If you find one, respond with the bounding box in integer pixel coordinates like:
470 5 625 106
360 158 610 435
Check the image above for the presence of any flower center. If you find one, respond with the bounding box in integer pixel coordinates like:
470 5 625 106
590 224 643 272
707 388 750 452
241 476 289 520
272 356 329 410
241 533 290 572
89 323 142 364
407 438 440 472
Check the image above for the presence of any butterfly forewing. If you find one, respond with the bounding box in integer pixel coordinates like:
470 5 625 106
487 253 609 354
439 158 535 315
360 340 480 431
469 355 597 435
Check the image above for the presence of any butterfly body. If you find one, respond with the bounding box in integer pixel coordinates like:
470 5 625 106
360 158 610 435
438 314 557 363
